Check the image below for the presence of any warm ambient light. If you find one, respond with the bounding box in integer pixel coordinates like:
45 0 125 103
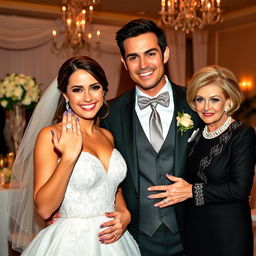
52 0 101 52
239 80 253 98
239 81 252 90
159 0 222 33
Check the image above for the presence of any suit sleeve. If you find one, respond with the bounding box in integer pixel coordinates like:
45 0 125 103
192 126 256 206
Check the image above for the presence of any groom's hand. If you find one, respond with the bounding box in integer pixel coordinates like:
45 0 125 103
98 209 131 244
45 212 61 226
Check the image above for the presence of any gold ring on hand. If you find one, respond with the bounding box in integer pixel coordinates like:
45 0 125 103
164 198 169 204
114 232 118 238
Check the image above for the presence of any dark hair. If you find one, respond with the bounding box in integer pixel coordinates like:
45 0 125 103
53 56 108 123
115 18 167 59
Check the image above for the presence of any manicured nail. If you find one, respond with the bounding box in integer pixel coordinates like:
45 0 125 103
51 130 54 135
76 117 79 121
68 108 71 113
71 111 75 116
100 225 104 228
64 111 67 116
148 187 152 191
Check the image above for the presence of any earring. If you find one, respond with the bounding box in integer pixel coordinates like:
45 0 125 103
99 100 109 120
224 106 230 112
65 99 70 111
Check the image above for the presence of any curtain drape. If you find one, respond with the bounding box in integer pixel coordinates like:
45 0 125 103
165 29 186 86
0 15 121 99
192 30 208 73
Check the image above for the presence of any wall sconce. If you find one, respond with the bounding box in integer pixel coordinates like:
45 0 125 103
239 80 252 98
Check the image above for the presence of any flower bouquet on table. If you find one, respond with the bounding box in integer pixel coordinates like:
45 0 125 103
0 73 41 110
0 73 41 152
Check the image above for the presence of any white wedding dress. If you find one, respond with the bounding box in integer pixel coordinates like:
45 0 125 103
21 149 141 256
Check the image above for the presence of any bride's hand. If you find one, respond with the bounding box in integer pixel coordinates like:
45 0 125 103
98 209 131 244
52 110 82 160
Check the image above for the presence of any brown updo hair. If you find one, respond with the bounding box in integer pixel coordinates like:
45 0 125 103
53 56 109 123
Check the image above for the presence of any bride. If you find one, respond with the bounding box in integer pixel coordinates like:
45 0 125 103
9 56 140 255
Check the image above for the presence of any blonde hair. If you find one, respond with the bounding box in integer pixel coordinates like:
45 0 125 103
187 65 243 115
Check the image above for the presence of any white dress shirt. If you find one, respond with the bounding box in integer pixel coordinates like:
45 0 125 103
135 76 174 142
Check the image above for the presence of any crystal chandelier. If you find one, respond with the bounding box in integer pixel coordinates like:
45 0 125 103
159 0 222 33
52 0 100 51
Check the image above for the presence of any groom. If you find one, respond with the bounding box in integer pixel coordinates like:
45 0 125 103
101 19 200 255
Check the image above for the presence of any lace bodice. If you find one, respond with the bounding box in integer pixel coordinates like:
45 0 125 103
59 149 127 218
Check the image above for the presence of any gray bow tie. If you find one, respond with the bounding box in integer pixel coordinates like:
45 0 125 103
138 91 170 110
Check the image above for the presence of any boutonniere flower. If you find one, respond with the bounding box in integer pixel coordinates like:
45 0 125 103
176 111 194 135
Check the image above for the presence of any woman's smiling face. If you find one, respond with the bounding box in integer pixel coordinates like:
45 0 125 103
64 69 104 120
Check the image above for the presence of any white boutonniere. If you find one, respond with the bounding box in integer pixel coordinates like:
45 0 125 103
176 111 194 135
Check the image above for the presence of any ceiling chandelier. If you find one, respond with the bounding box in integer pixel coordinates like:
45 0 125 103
52 0 100 51
159 0 222 33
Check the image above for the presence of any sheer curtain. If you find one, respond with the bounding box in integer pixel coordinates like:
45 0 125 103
192 30 208 73
0 15 121 99
165 29 186 86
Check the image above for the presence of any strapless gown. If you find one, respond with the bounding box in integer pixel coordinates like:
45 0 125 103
21 149 141 255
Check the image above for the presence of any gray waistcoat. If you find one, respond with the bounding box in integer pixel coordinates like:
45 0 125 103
135 114 178 237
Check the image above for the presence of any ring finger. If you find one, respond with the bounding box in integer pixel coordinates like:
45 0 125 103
66 110 73 131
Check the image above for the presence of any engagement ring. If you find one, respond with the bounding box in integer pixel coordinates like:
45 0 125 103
114 232 118 238
66 124 72 129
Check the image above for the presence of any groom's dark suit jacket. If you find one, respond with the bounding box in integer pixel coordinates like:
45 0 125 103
100 81 201 244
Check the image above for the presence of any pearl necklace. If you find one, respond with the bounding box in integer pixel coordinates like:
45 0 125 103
202 116 232 139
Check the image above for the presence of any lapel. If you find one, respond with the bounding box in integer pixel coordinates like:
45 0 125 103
172 84 194 177
120 89 139 193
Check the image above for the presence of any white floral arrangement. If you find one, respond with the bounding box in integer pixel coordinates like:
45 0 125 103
176 111 194 135
0 73 41 110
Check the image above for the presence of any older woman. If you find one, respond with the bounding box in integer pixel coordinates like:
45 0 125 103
148 65 255 256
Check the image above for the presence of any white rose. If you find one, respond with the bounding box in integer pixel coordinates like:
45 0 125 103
22 95 32 105
6 87 14 98
1 100 8 108
0 86 6 96
176 116 182 124
15 76 27 85
14 87 23 98
26 79 35 89
180 115 193 127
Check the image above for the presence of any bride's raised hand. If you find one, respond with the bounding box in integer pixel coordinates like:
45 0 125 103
52 110 82 160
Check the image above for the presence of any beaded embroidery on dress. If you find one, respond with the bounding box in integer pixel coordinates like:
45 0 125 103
21 149 141 256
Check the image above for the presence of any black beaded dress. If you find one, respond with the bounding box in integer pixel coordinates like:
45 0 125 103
185 120 256 256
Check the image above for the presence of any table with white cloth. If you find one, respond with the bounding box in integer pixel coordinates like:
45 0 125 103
0 185 20 256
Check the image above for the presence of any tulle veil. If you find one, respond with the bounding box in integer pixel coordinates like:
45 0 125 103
8 78 60 252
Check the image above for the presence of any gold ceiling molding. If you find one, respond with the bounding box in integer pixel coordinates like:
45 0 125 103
0 0 145 25
0 0 58 13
